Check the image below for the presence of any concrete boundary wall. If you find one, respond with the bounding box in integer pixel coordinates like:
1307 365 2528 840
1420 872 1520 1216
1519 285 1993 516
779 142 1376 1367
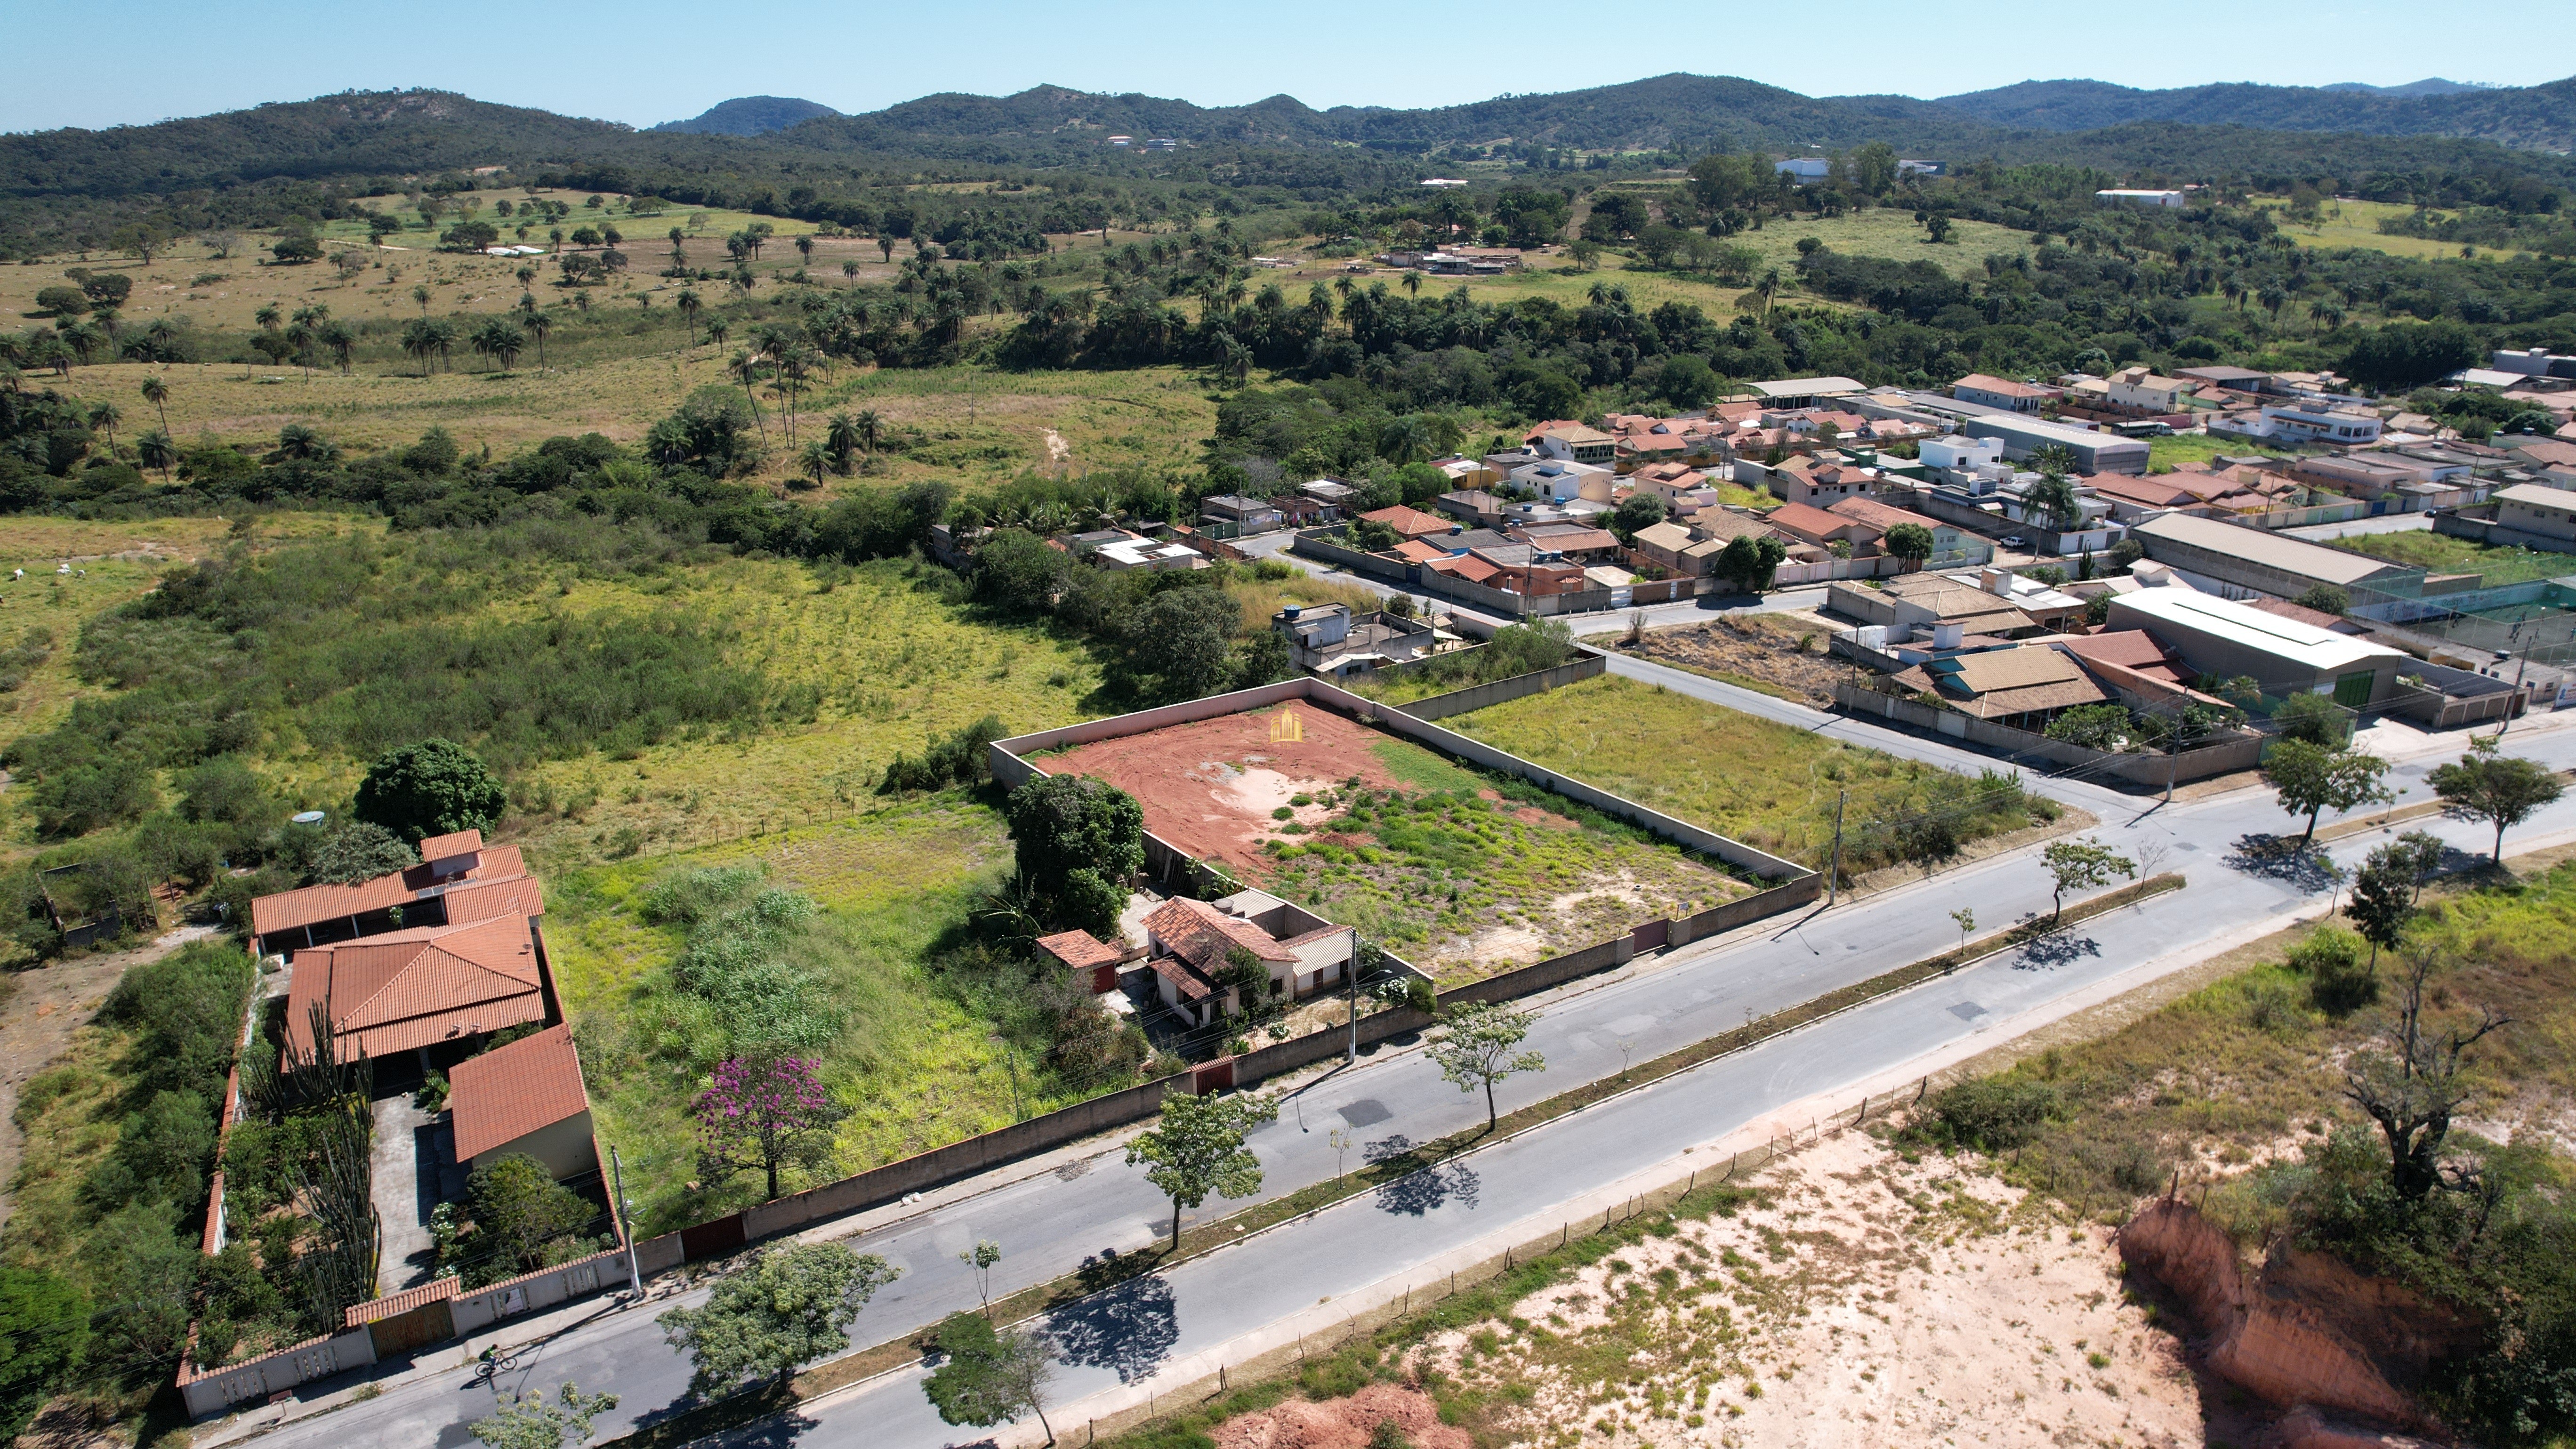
1833 682 2264 786
178 1328 377 1420
1385 652 1607 722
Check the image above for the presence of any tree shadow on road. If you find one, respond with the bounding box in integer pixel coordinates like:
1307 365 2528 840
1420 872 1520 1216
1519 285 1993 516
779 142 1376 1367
1363 1133 1482 1217
1048 1272 1179 1385
2223 833 2342 893
2012 929 2103 970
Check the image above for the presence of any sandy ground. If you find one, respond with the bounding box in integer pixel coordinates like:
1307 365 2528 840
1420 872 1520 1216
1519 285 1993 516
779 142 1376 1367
0 924 218 1232
1047 704 1409 877
1403 1129 2244 1449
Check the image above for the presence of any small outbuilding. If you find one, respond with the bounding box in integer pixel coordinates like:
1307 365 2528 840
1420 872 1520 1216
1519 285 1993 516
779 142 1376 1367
448 1025 597 1181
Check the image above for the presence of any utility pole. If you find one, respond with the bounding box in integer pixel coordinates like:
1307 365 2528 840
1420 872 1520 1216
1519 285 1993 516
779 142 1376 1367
1348 950 1362 1065
1826 789 1846 905
609 1145 642 1299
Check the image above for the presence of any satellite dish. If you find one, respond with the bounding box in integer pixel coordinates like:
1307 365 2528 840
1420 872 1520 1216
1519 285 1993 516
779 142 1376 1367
290 810 327 826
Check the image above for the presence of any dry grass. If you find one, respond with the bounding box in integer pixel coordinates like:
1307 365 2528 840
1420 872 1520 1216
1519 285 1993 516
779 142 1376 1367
34 356 1221 493
1443 674 2052 871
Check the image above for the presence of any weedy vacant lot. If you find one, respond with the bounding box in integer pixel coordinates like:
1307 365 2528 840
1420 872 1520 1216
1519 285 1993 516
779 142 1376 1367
1441 674 2056 874
1046 703 1751 982
546 794 1046 1234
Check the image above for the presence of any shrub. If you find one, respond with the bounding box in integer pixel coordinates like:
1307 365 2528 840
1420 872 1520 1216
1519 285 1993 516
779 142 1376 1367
879 714 1006 794
354 738 506 844
29 760 156 838
2288 925 2378 1014
1922 1077 2060 1151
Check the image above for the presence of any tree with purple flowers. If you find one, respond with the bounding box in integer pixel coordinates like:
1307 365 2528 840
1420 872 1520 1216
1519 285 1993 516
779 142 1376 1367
694 1056 845 1201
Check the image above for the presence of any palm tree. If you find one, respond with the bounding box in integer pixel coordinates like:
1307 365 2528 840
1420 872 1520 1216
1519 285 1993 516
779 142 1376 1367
254 303 282 332
285 322 315 378
523 308 554 368
825 412 861 475
795 234 815 266
516 264 538 294
878 235 895 264
676 288 703 345
1400 270 1422 298
798 440 831 489
88 401 120 449
400 318 438 376
427 318 459 373
471 317 525 371
137 428 176 482
139 374 169 432
1754 268 1781 319
729 348 768 440
319 321 355 374
854 408 884 470
411 285 431 316
842 259 860 284
705 318 731 351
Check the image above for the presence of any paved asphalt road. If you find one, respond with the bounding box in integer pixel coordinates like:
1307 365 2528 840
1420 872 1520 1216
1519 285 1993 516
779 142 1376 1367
264 663 2576 1449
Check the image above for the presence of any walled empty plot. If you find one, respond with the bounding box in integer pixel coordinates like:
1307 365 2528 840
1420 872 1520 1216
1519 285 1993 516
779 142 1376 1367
1043 701 1752 982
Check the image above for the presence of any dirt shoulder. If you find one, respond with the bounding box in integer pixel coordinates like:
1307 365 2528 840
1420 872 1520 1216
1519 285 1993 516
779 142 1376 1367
0 926 220 1232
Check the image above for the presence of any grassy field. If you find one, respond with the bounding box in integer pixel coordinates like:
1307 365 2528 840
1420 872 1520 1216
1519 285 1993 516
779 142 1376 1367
1440 674 2054 873
36 358 1223 493
444 554 1100 866
2148 433 2292 471
1255 734 1753 982
544 792 1033 1234
2250 195 2517 262
2327 528 2576 588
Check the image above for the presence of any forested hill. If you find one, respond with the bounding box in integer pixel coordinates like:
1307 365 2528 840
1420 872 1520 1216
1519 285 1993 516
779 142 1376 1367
0 90 641 200
1933 76 2576 152
649 96 843 137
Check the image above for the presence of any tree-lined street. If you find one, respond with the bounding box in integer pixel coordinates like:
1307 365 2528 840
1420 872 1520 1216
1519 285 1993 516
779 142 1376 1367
250 684 2576 1449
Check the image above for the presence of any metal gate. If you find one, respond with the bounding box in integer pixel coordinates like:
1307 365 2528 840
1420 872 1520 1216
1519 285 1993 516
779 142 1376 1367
680 1213 746 1263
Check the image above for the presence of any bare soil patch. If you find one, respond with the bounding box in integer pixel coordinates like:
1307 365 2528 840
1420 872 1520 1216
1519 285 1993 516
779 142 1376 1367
1046 703 1409 878
1624 614 1845 705
1416 1129 2234 1449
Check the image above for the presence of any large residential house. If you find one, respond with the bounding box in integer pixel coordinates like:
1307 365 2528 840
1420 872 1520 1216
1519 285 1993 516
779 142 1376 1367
1827 497 1959 560
1747 450 1891 507
282 910 549 1071
1507 458 1616 503
2252 398 2384 446
1764 501 1879 553
1199 494 1286 531
1141 893 1355 1028
1359 504 1456 540
250 830 536 958
2107 367 2194 414
1272 602 1461 676
1526 423 1617 466
1885 645 2112 729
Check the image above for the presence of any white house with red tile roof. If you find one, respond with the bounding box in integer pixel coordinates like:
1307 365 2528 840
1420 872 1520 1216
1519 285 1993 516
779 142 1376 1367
1140 892 1354 1028
448 1024 597 1180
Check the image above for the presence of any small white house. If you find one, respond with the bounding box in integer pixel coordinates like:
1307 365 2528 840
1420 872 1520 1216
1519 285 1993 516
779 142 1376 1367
2095 189 2185 208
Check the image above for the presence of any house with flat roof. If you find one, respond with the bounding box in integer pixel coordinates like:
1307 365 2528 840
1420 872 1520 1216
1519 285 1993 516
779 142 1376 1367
2491 483 2576 546
2096 189 2185 208
1952 415 2152 475
2259 398 2383 447
2106 588 2407 709
448 1024 596 1180
2131 513 2413 600
1199 494 1285 531
1272 602 1458 676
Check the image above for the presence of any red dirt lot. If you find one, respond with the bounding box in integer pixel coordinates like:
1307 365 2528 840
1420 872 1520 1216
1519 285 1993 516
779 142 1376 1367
1043 704 1403 877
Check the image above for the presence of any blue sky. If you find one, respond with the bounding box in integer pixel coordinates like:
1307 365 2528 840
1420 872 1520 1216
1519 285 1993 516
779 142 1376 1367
4 0 2561 134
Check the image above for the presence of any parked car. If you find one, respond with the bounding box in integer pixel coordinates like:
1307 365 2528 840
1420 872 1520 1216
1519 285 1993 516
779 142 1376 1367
1999 534 2029 548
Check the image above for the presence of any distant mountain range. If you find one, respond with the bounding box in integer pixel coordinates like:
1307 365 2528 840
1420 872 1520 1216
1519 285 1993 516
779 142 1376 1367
7 72 2574 211
1927 76 2569 148
649 96 843 137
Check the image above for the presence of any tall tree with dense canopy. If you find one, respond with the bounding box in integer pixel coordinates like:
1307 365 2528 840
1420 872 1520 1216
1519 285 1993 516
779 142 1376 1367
2265 739 2395 845
660 1243 899 1395
923 1312 1057 1445
354 738 506 845
694 1055 842 1202
2430 735 2564 861
1003 773 1143 935
1126 1091 1278 1250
